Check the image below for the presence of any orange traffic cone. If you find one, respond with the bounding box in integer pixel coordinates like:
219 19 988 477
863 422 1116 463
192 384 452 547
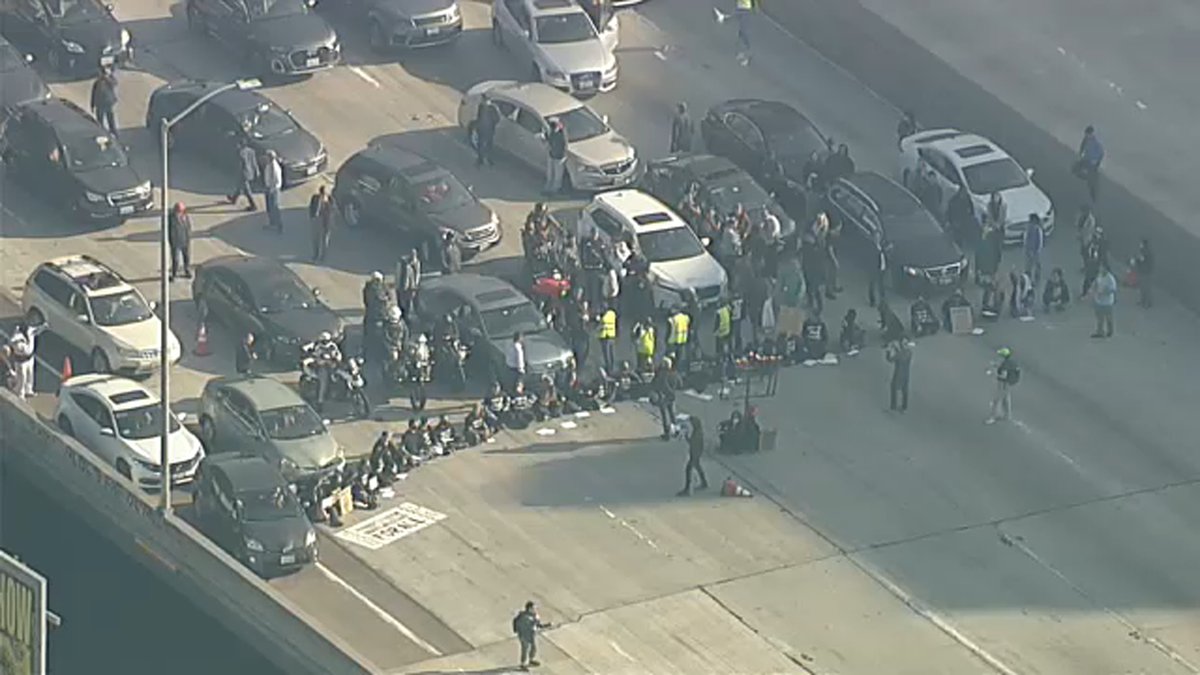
194 322 211 357
721 477 753 498
61 356 73 381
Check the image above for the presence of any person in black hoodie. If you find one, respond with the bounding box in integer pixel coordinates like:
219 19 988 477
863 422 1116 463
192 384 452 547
878 301 906 343
90 66 118 135
544 118 568 194
168 202 192 280
801 309 829 361
839 308 865 354
909 295 939 337
475 95 501 167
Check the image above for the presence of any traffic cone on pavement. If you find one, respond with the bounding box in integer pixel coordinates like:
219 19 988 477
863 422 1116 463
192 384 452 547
721 477 753 498
194 322 211 357
61 356 73 381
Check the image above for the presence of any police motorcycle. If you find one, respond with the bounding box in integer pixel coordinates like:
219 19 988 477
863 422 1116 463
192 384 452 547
299 334 370 419
406 334 433 411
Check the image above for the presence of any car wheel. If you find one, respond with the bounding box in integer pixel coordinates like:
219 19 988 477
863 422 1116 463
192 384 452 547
116 459 132 480
492 19 504 48
57 416 74 437
369 21 389 52
91 349 111 374
25 307 44 326
199 415 216 446
341 199 362 228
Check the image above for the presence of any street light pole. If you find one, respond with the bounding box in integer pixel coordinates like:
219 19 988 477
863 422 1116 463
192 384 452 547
157 79 261 514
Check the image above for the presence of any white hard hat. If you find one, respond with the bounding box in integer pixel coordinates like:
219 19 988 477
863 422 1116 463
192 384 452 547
371 271 384 281
418 334 427 344
319 331 332 341
388 305 403 321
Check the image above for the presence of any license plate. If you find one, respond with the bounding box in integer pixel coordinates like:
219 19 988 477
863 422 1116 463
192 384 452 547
427 26 441 35
937 276 954 285
118 205 135 215
280 554 296 565
579 79 597 90
100 55 116 66
305 56 320 68
305 164 318 175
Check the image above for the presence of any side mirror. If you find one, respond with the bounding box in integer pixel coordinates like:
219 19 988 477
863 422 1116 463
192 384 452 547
149 300 159 311
76 314 90 323
601 114 609 124
23 53 34 64
306 0 317 7
322 418 331 428
176 412 188 422
234 498 245 516
700 236 712 247
312 287 321 296
1025 167 1035 177
523 29 531 39
99 427 115 437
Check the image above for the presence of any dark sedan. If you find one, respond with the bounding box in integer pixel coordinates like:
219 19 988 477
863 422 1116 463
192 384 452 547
333 142 500 259
185 0 340 77
701 99 828 219
146 81 327 186
351 0 462 50
193 454 318 578
0 37 50 114
827 172 968 293
0 0 131 76
416 274 573 382
192 255 345 364
639 153 795 239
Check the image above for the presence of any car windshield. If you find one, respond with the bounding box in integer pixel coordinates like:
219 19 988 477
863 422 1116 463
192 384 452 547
240 486 301 522
553 106 608 143
637 226 706 263
239 103 295 140
245 0 306 19
46 0 106 22
535 13 596 44
704 179 770 214
114 404 180 440
254 276 317 313
61 134 127 171
963 158 1030 195
412 173 473 213
260 404 325 441
480 302 548 337
0 43 24 71
89 290 153 327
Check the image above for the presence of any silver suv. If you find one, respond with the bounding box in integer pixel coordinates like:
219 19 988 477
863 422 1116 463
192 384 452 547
491 0 619 95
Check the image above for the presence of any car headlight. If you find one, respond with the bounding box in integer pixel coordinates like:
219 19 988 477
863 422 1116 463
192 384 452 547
115 345 139 357
62 40 85 54
543 68 567 83
84 191 107 203
1044 207 1054 221
136 181 152 195
305 530 317 547
578 163 604 175
120 29 131 48
903 266 922 277
133 457 160 471
244 537 265 552
448 4 460 19
280 457 299 472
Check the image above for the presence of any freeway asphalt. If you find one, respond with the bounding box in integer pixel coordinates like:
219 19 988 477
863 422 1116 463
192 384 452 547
2 0 1200 673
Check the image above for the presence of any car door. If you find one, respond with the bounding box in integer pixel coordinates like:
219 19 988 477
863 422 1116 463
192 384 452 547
919 148 958 213
2 0 48 54
195 103 241 166
221 389 261 455
509 105 548 169
382 174 419 235
347 164 386 227
500 0 532 56
230 275 266 340
201 0 248 45
9 115 56 189
720 112 765 172
206 468 240 548
71 391 118 462
827 181 868 239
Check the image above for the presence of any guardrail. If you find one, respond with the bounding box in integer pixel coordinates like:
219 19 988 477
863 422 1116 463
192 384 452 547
0 389 377 675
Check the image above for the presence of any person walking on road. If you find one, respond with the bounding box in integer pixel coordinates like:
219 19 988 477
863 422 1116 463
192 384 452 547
308 185 335 262
669 102 693 153
262 149 284 233
395 249 421 315
715 0 759 66
512 600 550 671
228 140 259 211
1132 238 1154 308
90 66 119 136
236 332 258 375
544 118 568 194
885 339 912 412
1023 214 1045 287
652 359 682 440
168 202 193 280
986 347 1020 424
677 416 709 496
1090 263 1117 338
475 95 500 167
1075 125 1104 203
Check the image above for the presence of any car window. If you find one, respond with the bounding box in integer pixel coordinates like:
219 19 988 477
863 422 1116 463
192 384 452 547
45 0 105 22
589 208 623 238
506 0 529 30
493 100 517 119
636 226 706 263
554 105 607 143
212 471 237 514
240 486 301 522
61 133 128 171
67 290 88 317
919 149 959 186
260 404 325 441
71 392 113 429
114 403 180 440
411 173 473 214
33 270 74 306
962 158 1030 195
88 290 153 327
480 301 548 337
723 113 763 151
252 274 316 313
515 108 543 135
223 389 255 425
237 102 296 140
534 12 596 44
0 42 25 72
200 105 239 138
244 0 305 19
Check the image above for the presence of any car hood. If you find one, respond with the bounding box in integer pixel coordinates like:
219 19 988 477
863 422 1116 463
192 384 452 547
488 331 571 371
569 132 634 169
263 306 344 344
980 182 1052 225
651 254 727 291
253 128 323 166
126 427 204 465
75 165 144 195
0 67 50 110
888 231 963 270
376 0 453 17
538 40 612 74
275 433 341 471
59 19 123 53
248 13 336 50
428 201 493 233
243 517 310 550
104 318 180 354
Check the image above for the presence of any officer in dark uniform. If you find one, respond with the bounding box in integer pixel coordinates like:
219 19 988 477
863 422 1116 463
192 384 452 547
677 416 708 496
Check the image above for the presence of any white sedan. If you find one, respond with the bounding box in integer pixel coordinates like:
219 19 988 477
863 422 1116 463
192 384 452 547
898 128 1054 244
55 374 205 489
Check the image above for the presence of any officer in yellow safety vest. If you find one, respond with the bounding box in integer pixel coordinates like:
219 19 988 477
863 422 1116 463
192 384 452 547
598 305 618 373
634 321 656 373
714 298 733 359
720 0 758 65
668 306 690 369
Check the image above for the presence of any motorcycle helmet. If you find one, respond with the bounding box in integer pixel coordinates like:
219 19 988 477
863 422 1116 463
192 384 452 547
418 334 428 344
388 306 403 322
319 331 332 342
371 271 384 282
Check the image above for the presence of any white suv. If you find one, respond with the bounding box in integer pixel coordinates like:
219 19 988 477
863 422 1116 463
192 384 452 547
55 374 205 488
22 255 182 375
579 189 727 309
492 0 619 95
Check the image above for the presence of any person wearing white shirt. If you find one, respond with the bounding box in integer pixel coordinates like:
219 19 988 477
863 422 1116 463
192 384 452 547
761 211 782 242
505 332 526 393
262 149 284 233
9 321 47 399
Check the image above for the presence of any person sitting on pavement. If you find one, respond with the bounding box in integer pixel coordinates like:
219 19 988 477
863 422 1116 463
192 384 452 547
434 415 459 453
980 278 1005 321
562 368 603 413
417 416 445 457
940 287 973 331
612 360 645 401
401 419 428 463
910 295 939 337
718 410 744 454
483 381 509 427
506 381 535 429
801 309 830 361
533 375 562 421
1042 267 1071 312
839 308 865 354
463 403 493 446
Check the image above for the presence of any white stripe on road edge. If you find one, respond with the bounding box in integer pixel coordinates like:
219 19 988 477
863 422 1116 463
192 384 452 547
349 66 382 88
599 504 660 551
682 389 712 401
314 561 443 657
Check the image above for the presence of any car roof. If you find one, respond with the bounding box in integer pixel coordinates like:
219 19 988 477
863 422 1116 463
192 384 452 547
202 254 301 285
916 129 1009 165
155 81 269 115
489 82 581 117
357 143 447 179
211 375 306 410
205 455 286 492
529 0 586 15
723 99 819 136
22 97 101 135
38 255 134 297
64 374 158 410
424 273 529 310
842 171 923 216
593 190 684 233
653 154 743 183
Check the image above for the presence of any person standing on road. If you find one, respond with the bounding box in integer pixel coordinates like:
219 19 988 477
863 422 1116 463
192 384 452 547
262 149 284 233
667 305 690 370
512 600 550 671
1132 238 1154 308
1089 263 1117 339
505 332 526 394
677 416 709 496
236 332 257 375
308 185 335 262
395 249 421 315
167 202 192 280
1075 125 1104 203
669 102 693 153
1023 214 1045 287
8 321 45 400
716 0 759 66
885 338 912 412
543 118 568 194
90 66 118 136
868 234 890 307
228 140 259 211
652 358 682 440
475 95 500 167
986 347 1020 424
440 230 463 274
598 303 618 373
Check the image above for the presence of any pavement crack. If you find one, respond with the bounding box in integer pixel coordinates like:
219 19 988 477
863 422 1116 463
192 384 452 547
697 586 819 675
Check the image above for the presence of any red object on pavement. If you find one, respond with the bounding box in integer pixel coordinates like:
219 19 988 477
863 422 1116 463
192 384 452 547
194 323 211 357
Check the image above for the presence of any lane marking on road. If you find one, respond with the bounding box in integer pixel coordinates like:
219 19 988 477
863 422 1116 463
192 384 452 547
314 561 443 657
335 503 447 550
599 504 660 551
349 66 382 88
609 640 635 662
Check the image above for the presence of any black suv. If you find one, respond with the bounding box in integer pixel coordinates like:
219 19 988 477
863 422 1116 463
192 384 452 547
146 80 327 186
0 97 152 222
827 171 967 293
0 0 131 76
185 0 339 77
347 0 462 51
333 142 500 259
